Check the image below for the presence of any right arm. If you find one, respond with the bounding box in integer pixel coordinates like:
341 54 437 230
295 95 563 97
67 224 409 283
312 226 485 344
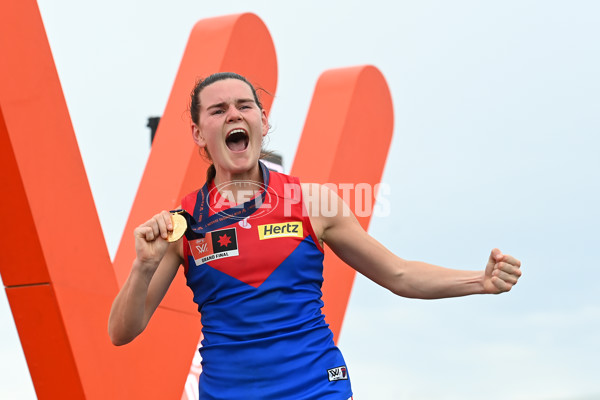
108 210 184 346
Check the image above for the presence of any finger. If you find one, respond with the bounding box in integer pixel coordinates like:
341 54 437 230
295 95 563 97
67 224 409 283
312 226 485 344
134 226 146 239
146 218 161 241
154 213 170 240
491 276 513 293
500 254 521 268
493 270 519 285
496 262 523 277
160 210 173 231
135 226 155 241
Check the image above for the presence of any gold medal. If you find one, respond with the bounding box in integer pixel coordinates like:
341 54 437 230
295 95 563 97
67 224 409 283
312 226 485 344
167 212 187 243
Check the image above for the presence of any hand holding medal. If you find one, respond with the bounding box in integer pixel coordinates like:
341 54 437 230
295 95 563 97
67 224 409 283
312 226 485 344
167 212 188 242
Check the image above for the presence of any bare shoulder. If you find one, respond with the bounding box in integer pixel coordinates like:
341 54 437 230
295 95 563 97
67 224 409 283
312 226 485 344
300 183 360 246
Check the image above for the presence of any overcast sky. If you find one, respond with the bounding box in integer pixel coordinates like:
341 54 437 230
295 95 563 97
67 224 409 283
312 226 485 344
2 1 600 399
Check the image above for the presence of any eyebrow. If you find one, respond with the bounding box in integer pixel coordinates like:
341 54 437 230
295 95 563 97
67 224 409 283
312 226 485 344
206 98 255 111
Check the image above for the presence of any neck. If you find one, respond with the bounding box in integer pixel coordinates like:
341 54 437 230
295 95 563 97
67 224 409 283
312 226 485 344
212 162 264 204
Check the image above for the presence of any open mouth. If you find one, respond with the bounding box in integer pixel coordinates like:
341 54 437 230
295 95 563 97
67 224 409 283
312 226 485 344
226 128 249 152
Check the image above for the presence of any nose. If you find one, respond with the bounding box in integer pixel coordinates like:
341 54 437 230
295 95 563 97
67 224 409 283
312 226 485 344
226 105 243 123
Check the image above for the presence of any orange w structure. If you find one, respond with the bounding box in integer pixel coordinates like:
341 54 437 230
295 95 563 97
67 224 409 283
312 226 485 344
0 1 393 399
292 65 394 344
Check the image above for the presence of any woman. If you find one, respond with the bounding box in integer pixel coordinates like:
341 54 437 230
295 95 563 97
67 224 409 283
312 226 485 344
108 72 522 399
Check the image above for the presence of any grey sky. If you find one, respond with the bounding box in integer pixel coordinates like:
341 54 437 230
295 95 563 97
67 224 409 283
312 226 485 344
1 1 599 398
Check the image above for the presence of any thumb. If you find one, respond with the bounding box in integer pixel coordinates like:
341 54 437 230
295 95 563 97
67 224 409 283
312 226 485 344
486 248 502 274
485 249 502 277
490 248 503 263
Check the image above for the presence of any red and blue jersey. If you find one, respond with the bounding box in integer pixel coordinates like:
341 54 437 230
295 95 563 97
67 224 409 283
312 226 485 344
181 162 353 399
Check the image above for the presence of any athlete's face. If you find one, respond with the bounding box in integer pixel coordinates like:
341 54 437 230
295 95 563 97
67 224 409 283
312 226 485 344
192 79 268 177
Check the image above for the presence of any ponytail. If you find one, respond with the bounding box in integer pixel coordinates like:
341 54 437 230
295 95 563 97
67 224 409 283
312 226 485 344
206 164 216 183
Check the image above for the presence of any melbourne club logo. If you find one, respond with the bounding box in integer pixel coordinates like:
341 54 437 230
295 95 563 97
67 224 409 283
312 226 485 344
238 217 251 229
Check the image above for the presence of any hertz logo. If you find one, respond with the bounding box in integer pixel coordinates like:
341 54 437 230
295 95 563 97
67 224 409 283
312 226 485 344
258 222 303 240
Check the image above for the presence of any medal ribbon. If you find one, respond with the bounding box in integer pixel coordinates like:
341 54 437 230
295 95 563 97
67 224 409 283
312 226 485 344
174 161 270 240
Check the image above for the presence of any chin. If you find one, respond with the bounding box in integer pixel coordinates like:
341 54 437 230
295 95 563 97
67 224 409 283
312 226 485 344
227 157 258 173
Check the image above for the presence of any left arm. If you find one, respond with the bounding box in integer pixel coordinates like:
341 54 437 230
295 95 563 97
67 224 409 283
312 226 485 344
304 184 522 299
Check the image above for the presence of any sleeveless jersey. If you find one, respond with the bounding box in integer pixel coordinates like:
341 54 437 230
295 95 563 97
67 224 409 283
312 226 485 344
181 165 353 400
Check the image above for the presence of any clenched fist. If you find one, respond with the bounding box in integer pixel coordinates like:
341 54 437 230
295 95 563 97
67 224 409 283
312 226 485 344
483 248 522 294
133 210 174 270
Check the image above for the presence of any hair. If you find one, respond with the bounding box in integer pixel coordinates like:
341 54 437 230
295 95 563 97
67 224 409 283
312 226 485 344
189 72 266 183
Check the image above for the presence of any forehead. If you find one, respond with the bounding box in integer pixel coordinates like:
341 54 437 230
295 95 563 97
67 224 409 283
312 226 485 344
199 79 254 108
